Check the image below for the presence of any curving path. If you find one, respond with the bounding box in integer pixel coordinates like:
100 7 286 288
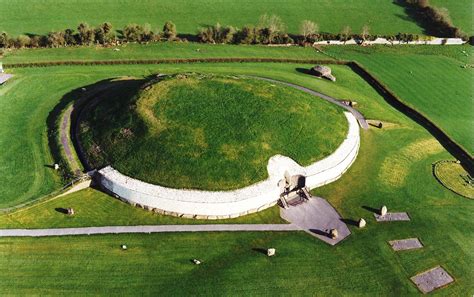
249 76 368 129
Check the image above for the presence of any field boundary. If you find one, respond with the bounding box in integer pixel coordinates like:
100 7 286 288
2 58 344 68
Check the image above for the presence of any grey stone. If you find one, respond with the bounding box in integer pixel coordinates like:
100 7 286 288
374 212 410 222
267 248 276 257
380 205 387 216
411 266 454 293
358 218 366 228
389 238 423 251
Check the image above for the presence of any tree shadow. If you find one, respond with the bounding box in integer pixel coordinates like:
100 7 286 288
392 0 440 36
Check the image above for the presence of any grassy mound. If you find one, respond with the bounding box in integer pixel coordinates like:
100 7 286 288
80 74 347 190
434 160 474 199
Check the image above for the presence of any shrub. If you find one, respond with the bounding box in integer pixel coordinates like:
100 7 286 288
339 26 352 43
77 23 95 45
46 31 65 48
234 26 257 44
0 32 8 48
15 35 31 48
123 23 143 42
162 21 177 40
198 23 235 44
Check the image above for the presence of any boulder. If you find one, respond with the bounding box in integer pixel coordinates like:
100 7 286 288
267 248 276 257
329 229 338 239
358 218 367 228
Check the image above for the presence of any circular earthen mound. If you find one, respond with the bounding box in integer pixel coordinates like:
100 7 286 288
78 73 348 190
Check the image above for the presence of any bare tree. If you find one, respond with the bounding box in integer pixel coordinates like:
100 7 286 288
300 20 319 41
340 25 352 43
361 25 370 41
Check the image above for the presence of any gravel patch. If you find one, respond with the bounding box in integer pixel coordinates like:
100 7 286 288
411 266 454 294
389 238 423 251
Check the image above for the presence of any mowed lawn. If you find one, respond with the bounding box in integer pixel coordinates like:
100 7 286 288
326 45 474 155
430 0 473 35
0 60 473 295
0 61 398 208
0 0 423 36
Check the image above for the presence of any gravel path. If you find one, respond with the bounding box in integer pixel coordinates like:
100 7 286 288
250 76 369 130
0 224 301 237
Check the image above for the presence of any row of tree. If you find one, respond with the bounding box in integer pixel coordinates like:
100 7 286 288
0 13 468 49
404 0 466 38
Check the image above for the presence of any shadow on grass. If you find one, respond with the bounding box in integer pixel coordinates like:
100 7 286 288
340 218 359 226
252 248 268 255
362 205 379 214
54 207 69 214
46 75 154 181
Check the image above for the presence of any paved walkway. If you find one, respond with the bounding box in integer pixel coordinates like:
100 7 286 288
0 224 301 237
280 197 351 245
250 76 369 129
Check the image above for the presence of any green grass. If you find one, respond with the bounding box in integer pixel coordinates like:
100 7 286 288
434 160 474 199
0 188 284 228
0 60 473 295
326 45 474 155
80 74 347 190
1 42 329 64
430 0 473 35
0 0 423 36
0 62 388 208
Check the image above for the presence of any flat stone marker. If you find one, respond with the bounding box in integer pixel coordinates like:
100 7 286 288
411 266 454 294
374 212 410 222
389 238 423 251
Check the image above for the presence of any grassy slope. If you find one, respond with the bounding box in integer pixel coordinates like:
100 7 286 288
326 45 474 155
0 0 422 36
430 0 473 35
0 42 329 63
81 76 347 190
0 62 473 295
0 62 393 208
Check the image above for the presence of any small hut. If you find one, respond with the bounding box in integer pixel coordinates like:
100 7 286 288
310 65 336 82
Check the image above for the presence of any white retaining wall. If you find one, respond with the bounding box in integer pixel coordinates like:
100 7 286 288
97 112 360 219
314 38 466 46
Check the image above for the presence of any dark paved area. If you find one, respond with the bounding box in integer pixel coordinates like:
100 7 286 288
280 197 350 245
374 212 410 222
411 266 454 294
389 238 423 251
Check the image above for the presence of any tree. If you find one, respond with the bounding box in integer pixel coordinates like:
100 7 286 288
63 29 76 46
235 26 256 44
198 23 235 44
0 32 8 48
340 25 352 43
123 23 143 42
361 25 370 41
162 21 177 40
46 31 65 47
77 23 95 45
257 14 286 44
15 35 31 48
141 23 154 42
299 20 318 41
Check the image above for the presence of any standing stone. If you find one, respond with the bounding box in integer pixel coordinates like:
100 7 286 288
329 229 338 239
67 208 75 215
267 248 276 257
54 163 60 170
380 205 388 216
358 218 367 228
193 259 201 265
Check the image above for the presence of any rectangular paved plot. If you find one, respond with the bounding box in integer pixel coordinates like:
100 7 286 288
374 212 410 222
389 238 423 251
411 266 454 294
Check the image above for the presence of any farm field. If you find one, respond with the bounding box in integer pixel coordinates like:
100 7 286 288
430 0 473 35
0 0 423 36
0 42 329 64
325 45 474 155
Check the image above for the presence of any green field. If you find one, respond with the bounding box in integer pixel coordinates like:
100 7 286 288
326 45 474 155
0 48 473 295
0 62 398 208
80 74 346 190
430 0 473 35
0 0 423 36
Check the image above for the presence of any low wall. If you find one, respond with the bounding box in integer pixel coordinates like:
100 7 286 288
97 112 360 219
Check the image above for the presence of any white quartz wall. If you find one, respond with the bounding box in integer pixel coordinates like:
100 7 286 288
98 112 360 219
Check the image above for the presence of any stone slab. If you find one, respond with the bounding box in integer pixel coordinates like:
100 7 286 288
374 212 410 222
0 74 13 85
389 238 423 251
411 266 454 294
280 197 350 245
